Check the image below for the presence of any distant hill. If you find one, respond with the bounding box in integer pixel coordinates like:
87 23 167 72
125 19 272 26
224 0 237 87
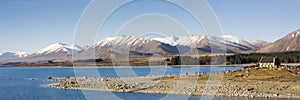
257 29 300 53
0 52 27 59
0 43 83 64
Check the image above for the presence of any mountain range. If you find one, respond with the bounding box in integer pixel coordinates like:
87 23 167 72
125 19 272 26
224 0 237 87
79 34 269 60
1 29 300 64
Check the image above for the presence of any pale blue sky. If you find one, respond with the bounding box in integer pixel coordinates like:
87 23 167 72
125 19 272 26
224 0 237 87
1 0 300 53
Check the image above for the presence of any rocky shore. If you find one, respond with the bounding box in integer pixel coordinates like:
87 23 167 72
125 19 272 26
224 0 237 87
49 68 300 98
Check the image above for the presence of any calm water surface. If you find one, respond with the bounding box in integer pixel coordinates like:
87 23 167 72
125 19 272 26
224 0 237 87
0 66 294 100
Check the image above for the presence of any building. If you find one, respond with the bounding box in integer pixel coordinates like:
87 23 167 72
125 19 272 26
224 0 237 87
259 57 281 68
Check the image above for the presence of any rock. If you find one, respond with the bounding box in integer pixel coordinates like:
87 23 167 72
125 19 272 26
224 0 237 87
247 88 254 91
48 70 300 99
273 93 279 96
70 81 76 85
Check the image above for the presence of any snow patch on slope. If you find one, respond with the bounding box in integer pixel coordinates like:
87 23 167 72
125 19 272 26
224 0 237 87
151 36 178 45
95 36 151 47
95 34 262 48
36 43 83 55
287 30 300 38
0 52 28 59
152 35 205 46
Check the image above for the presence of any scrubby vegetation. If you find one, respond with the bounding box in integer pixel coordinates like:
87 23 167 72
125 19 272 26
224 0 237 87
226 51 300 64
169 51 300 65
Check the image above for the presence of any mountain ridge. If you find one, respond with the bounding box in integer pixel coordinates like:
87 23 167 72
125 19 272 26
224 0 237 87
257 29 300 53
76 34 269 60
0 34 271 63
0 52 28 59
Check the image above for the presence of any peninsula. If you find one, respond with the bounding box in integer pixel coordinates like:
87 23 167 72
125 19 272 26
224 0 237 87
49 66 300 98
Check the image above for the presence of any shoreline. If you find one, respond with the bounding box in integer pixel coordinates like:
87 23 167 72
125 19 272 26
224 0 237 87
0 64 254 68
48 67 300 99
48 83 300 99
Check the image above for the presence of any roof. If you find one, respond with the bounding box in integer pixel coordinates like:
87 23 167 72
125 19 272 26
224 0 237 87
260 57 275 63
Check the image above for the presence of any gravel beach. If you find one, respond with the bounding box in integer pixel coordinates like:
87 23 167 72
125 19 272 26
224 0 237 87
49 68 300 98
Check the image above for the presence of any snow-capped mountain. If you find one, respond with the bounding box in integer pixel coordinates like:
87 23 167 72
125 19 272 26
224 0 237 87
152 35 205 46
208 34 268 52
35 43 83 55
95 35 152 48
151 34 268 53
1 43 84 63
257 29 300 53
152 34 266 47
24 43 84 62
0 52 28 59
76 35 183 60
74 34 268 60
247 39 270 49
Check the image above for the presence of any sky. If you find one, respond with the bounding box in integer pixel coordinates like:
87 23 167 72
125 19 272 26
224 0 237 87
1 0 300 53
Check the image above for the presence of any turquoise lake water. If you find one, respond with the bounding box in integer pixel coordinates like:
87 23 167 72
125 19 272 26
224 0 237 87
0 66 295 100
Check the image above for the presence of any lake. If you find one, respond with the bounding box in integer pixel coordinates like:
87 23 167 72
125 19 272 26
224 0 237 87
0 66 295 100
